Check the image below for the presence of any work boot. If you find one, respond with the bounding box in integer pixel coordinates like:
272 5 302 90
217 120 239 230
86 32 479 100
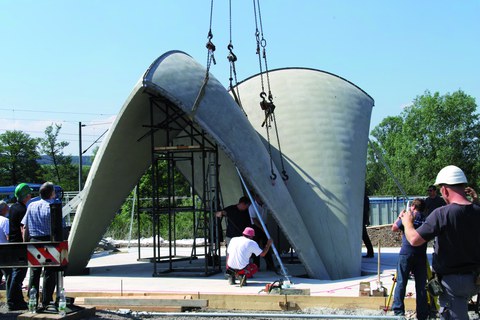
227 274 236 285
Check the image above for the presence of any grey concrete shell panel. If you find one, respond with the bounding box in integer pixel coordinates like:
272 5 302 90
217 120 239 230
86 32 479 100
171 130 243 208
67 51 329 279
236 68 374 279
67 81 162 275
143 52 329 279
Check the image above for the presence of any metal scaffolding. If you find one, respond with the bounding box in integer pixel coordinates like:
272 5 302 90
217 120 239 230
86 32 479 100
135 92 222 277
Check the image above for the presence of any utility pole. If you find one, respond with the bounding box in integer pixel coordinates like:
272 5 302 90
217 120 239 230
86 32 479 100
78 122 86 191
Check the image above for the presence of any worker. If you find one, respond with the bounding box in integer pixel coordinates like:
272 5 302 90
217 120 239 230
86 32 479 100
225 227 272 286
215 196 251 246
424 185 446 216
362 192 374 258
392 198 428 320
248 193 276 271
400 165 480 319
0 201 12 304
21 182 60 307
7 183 33 311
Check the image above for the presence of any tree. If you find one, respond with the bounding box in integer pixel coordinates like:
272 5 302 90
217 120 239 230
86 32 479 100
0 130 43 185
367 90 480 195
105 161 192 240
40 124 77 189
90 145 99 164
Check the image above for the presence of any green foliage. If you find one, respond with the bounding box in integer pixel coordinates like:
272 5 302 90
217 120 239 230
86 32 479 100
90 146 99 164
40 124 77 188
367 90 480 195
0 130 43 185
104 161 194 240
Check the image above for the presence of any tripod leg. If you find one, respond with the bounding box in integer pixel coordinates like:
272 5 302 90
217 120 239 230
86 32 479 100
426 259 439 314
384 273 397 312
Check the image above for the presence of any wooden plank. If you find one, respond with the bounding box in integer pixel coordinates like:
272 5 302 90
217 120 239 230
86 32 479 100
82 297 207 307
71 292 193 299
78 305 184 312
199 293 418 311
154 145 201 151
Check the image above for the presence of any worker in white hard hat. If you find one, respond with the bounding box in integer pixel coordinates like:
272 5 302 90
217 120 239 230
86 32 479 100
400 165 480 320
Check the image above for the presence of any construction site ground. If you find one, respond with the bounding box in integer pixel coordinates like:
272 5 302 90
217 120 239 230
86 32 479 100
1 243 436 319
7 226 478 318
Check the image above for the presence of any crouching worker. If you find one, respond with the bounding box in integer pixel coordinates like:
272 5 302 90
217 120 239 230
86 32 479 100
226 227 272 286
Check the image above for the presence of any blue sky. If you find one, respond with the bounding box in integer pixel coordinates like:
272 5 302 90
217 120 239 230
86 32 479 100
1 1 479 155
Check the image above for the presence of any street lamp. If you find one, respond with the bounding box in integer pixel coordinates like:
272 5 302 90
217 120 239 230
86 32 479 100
79 122 86 191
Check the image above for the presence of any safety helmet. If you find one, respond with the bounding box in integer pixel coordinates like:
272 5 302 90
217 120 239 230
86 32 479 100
14 183 33 201
242 227 255 238
434 165 468 186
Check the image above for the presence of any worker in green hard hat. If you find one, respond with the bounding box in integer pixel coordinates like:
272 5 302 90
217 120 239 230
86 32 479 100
6 183 33 311
14 183 33 202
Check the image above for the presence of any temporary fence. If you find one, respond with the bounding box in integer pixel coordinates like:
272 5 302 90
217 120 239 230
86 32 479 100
369 196 424 226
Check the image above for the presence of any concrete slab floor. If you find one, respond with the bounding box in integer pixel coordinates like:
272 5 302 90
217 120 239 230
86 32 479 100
1 247 434 312
63 247 430 298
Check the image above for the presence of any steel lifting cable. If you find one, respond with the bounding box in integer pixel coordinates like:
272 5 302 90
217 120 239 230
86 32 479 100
227 0 247 116
253 0 288 182
272 112 288 180
191 0 216 115
206 0 216 72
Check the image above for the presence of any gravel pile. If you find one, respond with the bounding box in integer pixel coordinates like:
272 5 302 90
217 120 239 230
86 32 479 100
0 303 406 319
366 224 402 248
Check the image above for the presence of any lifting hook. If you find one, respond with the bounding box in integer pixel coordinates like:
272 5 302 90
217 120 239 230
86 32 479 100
227 44 237 62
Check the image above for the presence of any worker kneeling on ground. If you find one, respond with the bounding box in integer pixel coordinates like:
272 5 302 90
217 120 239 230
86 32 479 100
225 227 272 286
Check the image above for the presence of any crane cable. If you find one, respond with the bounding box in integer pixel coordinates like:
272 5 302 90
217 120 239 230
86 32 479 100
253 0 288 182
205 0 216 72
227 0 247 116
191 0 216 116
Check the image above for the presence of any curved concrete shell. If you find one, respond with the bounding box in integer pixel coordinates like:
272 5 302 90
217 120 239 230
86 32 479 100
236 68 374 279
67 51 329 279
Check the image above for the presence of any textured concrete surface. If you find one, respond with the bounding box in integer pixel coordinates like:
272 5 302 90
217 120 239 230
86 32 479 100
67 51 327 279
66 52 373 281
237 68 374 280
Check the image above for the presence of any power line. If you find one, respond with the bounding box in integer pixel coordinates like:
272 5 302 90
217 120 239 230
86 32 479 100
1 117 114 125
0 107 115 117
0 128 104 137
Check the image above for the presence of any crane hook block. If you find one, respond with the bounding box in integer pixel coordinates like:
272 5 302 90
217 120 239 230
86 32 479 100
206 41 216 52
260 100 275 113
227 44 237 62
227 52 237 62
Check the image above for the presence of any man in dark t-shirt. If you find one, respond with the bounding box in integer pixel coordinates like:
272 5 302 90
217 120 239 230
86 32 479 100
391 198 428 320
216 196 251 246
401 166 480 319
7 183 32 311
424 185 446 216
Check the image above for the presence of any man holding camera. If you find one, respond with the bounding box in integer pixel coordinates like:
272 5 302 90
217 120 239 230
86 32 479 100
401 165 480 320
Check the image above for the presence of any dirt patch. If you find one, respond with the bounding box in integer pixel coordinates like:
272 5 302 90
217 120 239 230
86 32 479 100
366 224 402 248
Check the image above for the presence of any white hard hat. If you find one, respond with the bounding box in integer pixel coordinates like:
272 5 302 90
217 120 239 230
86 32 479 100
434 165 468 185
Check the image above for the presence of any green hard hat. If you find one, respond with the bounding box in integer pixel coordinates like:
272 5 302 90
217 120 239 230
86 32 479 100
14 183 33 201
